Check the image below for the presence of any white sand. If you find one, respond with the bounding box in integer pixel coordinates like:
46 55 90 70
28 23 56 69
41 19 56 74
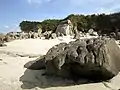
0 36 119 90
0 36 75 56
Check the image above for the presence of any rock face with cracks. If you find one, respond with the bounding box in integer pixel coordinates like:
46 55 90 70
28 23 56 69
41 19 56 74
55 20 73 36
24 37 120 82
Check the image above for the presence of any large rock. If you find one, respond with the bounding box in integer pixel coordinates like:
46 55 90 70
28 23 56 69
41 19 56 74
0 33 5 41
37 28 42 38
4 35 14 42
42 31 52 39
32 32 38 39
116 32 120 40
88 29 98 36
24 38 120 81
73 26 84 39
0 33 7 47
50 33 57 39
110 32 116 38
55 20 73 37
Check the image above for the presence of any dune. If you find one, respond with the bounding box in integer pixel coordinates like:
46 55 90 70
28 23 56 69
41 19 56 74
0 36 120 90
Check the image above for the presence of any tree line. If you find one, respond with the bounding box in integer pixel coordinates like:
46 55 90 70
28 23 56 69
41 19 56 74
19 12 120 34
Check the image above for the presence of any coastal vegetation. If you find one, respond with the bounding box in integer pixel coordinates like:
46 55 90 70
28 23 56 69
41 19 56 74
19 12 120 34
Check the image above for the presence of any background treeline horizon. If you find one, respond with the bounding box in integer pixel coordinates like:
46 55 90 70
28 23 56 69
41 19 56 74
19 12 120 34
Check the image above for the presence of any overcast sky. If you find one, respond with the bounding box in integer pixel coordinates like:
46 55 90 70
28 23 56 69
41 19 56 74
0 0 120 33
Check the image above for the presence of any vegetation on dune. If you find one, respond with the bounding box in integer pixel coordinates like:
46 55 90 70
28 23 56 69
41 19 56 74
19 21 40 33
40 19 61 33
19 12 120 34
19 19 61 33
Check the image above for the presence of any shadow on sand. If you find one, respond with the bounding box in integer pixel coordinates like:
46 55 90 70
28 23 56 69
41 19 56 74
19 68 95 89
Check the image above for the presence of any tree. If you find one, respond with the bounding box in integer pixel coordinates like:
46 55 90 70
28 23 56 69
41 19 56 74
19 12 120 35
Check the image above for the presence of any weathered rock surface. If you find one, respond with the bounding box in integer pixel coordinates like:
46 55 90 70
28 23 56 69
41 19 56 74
0 33 7 47
55 20 73 36
43 31 52 39
24 38 120 82
88 29 98 36
50 33 57 39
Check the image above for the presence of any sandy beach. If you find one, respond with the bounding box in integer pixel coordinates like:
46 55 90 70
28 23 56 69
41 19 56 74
0 36 120 90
